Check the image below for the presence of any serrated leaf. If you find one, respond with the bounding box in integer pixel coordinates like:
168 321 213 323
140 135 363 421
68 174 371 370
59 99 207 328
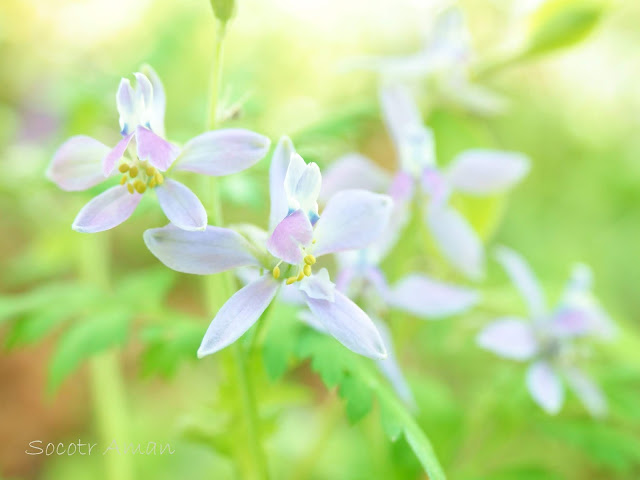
48 308 132 394
262 304 302 381
338 374 374 423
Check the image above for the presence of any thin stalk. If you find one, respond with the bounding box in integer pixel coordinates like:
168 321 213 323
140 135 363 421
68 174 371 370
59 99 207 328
202 18 269 480
78 233 133 480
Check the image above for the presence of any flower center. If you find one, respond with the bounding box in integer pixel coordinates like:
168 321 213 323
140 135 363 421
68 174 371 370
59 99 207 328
118 158 164 194
272 251 317 285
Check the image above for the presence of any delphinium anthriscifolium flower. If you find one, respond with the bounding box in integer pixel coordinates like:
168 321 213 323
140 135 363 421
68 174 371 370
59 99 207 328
144 137 394 359
48 65 270 232
322 84 530 280
477 246 616 417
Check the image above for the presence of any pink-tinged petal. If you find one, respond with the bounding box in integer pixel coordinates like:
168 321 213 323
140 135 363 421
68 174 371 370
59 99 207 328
269 136 296 231
386 274 478 318
563 366 607 418
72 185 141 233
526 361 564 414
144 224 259 275
141 64 166 136
48 136 109 191
313 190 393 257
495 246 546 318
389 171 415 203
319 154 391 201
267 209 313 264
374 319 416 408
116 78 137 135
304 289 387 359
174 129 270 176
103 133 134 176
421 167 450 208
155 179 207 231
476 317 539 360
426 205 485 280
446 149 530 195
135 126 180 171
198 274 280 358
298 268 335 302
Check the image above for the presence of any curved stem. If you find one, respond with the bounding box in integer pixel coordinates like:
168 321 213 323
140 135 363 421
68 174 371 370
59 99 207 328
203 18 269 480
78 233 133 480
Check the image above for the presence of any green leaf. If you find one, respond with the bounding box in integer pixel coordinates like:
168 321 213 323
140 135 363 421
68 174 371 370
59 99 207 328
525 0 609 58
115 268 176 311
262 304 303 381
338 374 374 423
48 308 132 394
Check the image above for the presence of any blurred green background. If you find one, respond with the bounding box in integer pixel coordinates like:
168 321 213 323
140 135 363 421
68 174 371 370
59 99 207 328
1 0 639 479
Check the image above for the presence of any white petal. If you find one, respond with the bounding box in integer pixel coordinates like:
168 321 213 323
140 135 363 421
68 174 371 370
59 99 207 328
155 178 207 231
304 289 386 359
526 361 564 414
564 366 607 418
313 190 393 257
446 149 530 195
285 154 321 217
269 136 296 231
140 64 166 136
72 185 141 233
198 275 280 357
144 224 260 275
426 205 485 280
476 317 539 360
48 136 109 191
298 268 335 302
133 72 153 127
495 246 546 318
174 129 270 176
319 154 391 201
116 78 138 135
386 274 478 318
380 84 423 151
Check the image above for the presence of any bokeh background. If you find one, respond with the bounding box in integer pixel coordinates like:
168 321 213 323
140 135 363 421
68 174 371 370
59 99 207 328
1 0 639 479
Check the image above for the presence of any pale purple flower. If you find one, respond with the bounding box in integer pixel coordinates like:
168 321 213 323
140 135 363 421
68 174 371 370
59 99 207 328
48 65 270 233
476 247 615 417
346 6 506 115
322 85 529 280
144 137 394 359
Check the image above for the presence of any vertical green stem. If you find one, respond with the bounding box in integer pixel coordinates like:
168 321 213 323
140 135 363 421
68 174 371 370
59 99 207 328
203 18 269 480
78 233 133 480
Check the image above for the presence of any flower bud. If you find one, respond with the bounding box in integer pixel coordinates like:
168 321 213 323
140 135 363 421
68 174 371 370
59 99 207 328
210 0 235 24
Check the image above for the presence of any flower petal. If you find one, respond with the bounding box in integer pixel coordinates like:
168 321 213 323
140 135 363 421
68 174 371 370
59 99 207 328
155 179 207 231
133 72 153 127
476 317 539 360
140 65 166 136
374 318 416 408
386 274 478 318
116 78 138 135
72 185 141 233
135 126 180 171
446 149 530 195
313 190 393 257
426 205 484 280
48 136 109 191
319 154 391 201
304 289 387 359
298 268 335 302
198 274 280 358
267 209 313 264
269 136 296 231
495 246 546 318
380 84 423 152
144 224 260 275
285 154 321 218
526 361 564 414
103 133 134 176
563 366 607 418
174 129 270 176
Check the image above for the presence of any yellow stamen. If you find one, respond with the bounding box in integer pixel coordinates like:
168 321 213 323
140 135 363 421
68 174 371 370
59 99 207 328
134 180 146 194
155 172 164 185
303 264 311 276
304 254 316 265
127 183 134 194
129 166 139 178
286 276 297 285
297 271 304 282
146 166 156 176
118 163 130 173
148 178 157 188
272 266 280 279
312 239 317 244
119 175 127 185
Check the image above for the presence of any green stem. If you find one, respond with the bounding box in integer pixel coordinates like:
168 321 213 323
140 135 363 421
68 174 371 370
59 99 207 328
203 18 269 480
78 233 133 480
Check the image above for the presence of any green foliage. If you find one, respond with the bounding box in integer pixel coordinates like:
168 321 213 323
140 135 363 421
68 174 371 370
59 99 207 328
525 0 609 57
